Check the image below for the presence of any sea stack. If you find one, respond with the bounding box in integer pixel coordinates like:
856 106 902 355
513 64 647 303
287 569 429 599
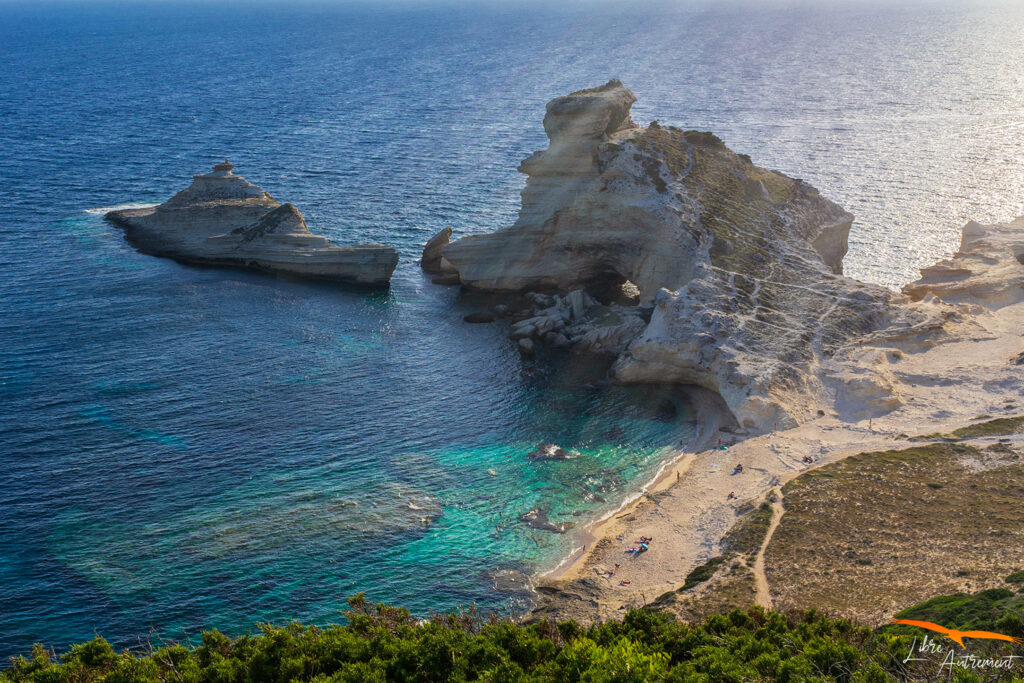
106 160 399 285
439 81 924 431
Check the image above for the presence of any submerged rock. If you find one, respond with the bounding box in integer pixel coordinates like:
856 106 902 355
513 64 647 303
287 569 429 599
485 567 534 594
106 160 399 285
463 311 495 324
519 507 575 533
527 444 581 460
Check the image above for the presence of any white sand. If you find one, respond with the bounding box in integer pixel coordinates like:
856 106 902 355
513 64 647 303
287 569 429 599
534 298 1024 622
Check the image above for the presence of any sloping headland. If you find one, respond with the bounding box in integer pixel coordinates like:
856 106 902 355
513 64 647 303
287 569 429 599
428 81 1024 626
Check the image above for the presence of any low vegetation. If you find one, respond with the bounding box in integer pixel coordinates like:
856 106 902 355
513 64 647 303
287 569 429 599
7 586 1024 682
680 554 732 592
949 415 1024 439
889 585 1024 635
765 442 1024 624
722 498 775 562
908 415 1024 441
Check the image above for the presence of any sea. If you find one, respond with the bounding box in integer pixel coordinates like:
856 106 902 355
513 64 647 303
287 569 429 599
2 0 1023 660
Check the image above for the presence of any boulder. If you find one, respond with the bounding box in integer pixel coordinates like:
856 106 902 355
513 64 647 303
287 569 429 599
421 226 453 274
548 333 571 348
566 289 595 320
509 320 537 339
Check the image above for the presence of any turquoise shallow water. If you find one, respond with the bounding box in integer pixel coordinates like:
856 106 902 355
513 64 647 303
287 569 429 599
1 201 695 656
3 0 1024 660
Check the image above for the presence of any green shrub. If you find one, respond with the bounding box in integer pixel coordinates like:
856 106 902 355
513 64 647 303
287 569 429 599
680 555 730 591
6 589 1024 682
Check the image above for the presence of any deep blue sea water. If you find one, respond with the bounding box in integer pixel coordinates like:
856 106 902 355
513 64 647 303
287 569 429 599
2 0 1024 660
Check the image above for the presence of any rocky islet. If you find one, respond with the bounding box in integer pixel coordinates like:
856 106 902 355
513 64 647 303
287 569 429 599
106 160 399 285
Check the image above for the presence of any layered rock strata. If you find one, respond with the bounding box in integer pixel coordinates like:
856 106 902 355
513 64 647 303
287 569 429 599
441 81 909 430
106 160 398 285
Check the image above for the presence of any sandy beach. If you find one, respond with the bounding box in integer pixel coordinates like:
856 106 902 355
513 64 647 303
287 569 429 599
531 298 1024 623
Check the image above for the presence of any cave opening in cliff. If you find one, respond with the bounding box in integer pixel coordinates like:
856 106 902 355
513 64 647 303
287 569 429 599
583 269 640 306
582 269 628 305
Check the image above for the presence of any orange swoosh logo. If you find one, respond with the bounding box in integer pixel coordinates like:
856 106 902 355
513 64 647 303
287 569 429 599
890 619 1024 649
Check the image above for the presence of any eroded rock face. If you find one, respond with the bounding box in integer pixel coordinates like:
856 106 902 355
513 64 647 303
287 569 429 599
903 217 1024 308
443 81 852 302
106 161 399 285
441 81 896 430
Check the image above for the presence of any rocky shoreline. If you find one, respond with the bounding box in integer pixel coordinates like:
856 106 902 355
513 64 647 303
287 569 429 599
413 81 1024 625
523 214 1024 624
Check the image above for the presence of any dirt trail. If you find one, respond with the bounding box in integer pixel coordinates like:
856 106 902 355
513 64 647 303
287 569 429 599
752 488 785 609
531 299 1024 623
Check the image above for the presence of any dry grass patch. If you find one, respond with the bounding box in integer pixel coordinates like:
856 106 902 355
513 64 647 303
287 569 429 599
765 442 1024 625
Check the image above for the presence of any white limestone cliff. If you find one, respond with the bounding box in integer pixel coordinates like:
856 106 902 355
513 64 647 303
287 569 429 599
903 217 1024 308
441 81 907 431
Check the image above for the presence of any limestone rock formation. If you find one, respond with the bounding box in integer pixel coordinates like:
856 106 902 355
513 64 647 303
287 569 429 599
903 217 1024 308
106 160 399 285
421 226 453 274
443 81 851 300
440 81 898 430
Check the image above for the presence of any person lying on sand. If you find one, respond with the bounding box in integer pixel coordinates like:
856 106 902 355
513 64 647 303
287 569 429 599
727 491 736 500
